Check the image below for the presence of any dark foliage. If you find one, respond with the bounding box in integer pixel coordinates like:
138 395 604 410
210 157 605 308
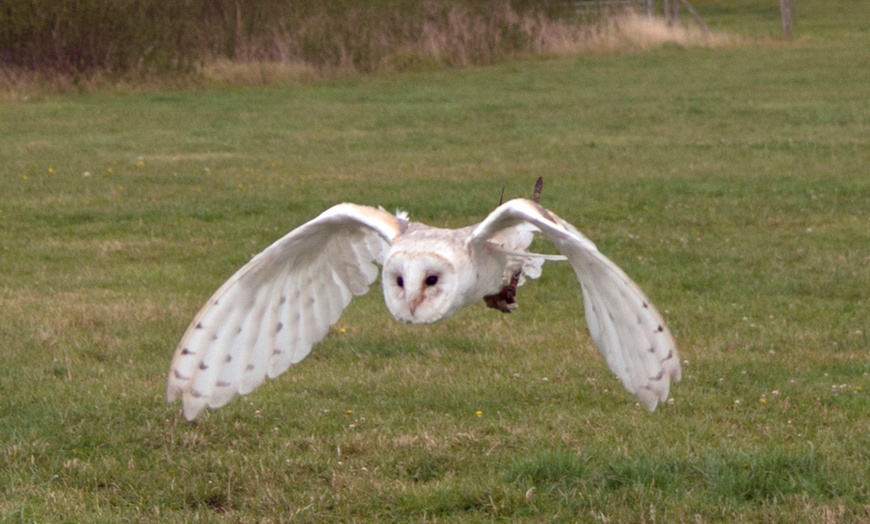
0 0 570 76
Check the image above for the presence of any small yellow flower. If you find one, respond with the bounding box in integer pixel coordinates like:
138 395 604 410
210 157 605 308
345 409 353 415
475 410 483 417
339 327 347 334
759 397 767 404
47 167 54 174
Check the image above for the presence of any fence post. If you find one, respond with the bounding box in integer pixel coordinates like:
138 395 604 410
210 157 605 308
780 0 794 37
645 0 654 18
677 0 711 36
664 0 683 27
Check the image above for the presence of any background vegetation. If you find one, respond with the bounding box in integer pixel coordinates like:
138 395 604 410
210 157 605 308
1 0 736 93
1 0 868 521
1 0 590 77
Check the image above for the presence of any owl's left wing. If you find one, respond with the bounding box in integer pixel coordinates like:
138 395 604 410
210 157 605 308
470 199 680 411
167 204 404 420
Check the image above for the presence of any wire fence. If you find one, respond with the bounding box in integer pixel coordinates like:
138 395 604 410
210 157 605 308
559 0 653 17
558 1 711 36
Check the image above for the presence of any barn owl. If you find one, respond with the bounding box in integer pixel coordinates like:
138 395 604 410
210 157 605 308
167 189 680 420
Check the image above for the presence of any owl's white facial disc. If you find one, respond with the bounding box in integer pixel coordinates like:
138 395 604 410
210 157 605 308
382 250 458 324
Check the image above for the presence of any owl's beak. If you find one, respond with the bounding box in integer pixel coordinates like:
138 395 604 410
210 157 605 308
408 293 425 316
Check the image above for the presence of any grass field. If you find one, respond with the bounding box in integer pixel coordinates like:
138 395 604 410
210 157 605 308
1 2 868 522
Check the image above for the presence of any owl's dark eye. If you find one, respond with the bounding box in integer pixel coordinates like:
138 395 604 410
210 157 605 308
396 276 404 288
424 275 439 286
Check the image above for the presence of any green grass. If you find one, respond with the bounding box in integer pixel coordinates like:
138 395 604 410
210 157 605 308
1 3 868 522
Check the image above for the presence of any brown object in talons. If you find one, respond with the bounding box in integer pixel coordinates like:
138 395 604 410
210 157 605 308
483 271 521 313
483 285 517 313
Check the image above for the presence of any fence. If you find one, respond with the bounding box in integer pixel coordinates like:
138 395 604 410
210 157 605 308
560 0 710 35
557 1 793 38
559 0 653 16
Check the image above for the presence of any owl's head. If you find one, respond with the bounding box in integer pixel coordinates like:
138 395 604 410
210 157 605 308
382 249 458 324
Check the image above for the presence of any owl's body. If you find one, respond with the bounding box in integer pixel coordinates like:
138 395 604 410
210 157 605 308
167 198 680 420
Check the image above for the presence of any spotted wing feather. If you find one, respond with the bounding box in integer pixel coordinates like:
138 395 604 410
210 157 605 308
471 199 680 410
166 204 402 420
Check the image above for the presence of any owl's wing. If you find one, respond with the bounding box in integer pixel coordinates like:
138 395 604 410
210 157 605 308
470 198 680 411
167 204 405 420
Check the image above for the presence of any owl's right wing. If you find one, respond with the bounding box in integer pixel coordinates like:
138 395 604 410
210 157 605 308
470 199 680 411
166 204 405 420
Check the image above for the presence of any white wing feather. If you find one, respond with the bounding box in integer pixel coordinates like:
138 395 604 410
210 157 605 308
471 199 680 410
167 204 403 420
